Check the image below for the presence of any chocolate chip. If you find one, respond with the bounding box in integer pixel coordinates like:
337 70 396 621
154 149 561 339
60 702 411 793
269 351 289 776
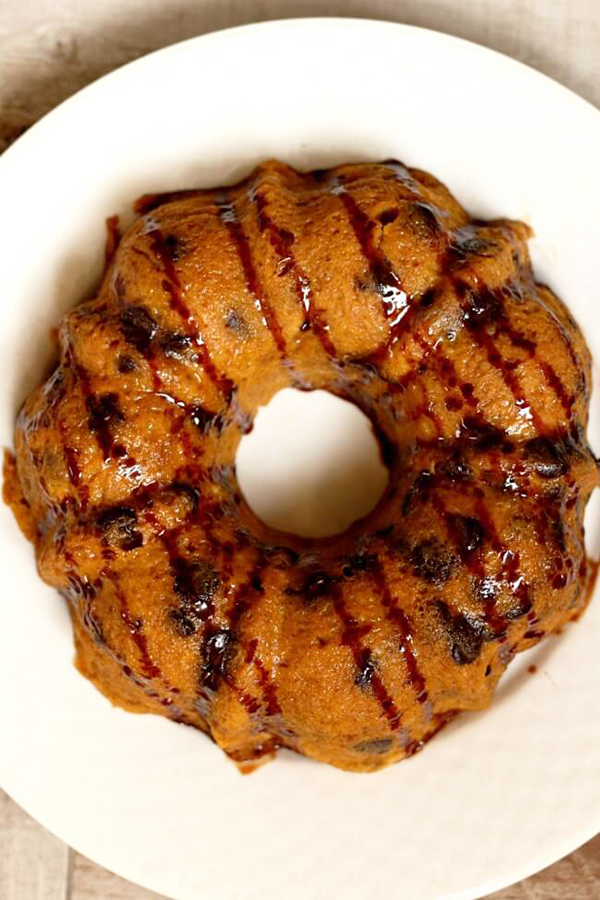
377 208 399 226
409 202 441 236
450 228 498 261
445 396 463 411
168 482 200 511
505 597 533 620
355 653 377 689
117 354 136 373
250 574 264 592
410 539 455 585
302 571 331 602
160 332 192 358
97 506 143 551
473 576 499 605
162 234 186 261
86 392 124 432
451 515 484 556
266 546 299 569
460 416 506 451
463 288 503 329
354 273 375 293
437 453 471 481
119 306 157 353
66 572 98 602
169 609 198 637
189 405 222 433
225 309 247 334
435 601 485 665
342 554 378 578
174 560 220 619
451 618 485 664
402 470 433 515
525 436 570 479
201 628 237 691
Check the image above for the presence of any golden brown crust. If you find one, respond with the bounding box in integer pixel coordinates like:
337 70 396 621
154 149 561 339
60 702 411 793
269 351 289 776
4 159 599 772
3 451 37 543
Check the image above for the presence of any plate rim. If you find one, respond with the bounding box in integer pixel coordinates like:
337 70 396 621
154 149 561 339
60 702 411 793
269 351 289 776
1 16 599 179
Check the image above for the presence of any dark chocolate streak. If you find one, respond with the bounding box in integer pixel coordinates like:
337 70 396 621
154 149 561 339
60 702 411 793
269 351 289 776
227 554 268 631
217 198 287 358
141 504 262 717
72 359 121 463
480 288 576 423
250 188 337 356
472 487 532 614
56 407 83 496
460 300 547 434
370 557 429 705
450 277 576 435
148 225 234 400
253 652 282 717
65 552 185 711
217 552 286 720
430 489 506 633
104 568 161 679
329 580 402 730
332 180 412 345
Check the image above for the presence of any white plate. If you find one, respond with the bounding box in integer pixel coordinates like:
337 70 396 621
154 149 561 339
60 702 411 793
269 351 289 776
1 19 599 900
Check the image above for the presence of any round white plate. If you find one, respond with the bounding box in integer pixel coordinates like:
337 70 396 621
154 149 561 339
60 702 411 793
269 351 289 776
1 19 599 900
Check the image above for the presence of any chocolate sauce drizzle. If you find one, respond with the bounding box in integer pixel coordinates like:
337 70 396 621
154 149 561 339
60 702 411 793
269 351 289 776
329 579 402 730
104 568 161 679
217 197 288 359
148 225 234 400
370 557 429 705
250 188 337 356
332 180 412 346
200 552 285 722
63 545 184 711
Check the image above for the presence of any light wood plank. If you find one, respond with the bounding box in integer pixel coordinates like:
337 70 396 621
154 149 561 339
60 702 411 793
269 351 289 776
0 789 71 900
71 853 167 900
491 834 600 898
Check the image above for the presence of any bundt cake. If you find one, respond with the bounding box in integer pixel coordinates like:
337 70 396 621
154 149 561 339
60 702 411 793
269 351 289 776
4 159 598 772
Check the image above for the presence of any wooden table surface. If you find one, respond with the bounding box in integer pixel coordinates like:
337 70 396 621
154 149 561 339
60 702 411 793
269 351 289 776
1 1 599 897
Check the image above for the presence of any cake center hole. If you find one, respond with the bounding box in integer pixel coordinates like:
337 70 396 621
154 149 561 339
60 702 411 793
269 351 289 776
236 388 389 538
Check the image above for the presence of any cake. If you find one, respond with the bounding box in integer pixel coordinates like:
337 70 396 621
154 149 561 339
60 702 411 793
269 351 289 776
4 159 598 771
